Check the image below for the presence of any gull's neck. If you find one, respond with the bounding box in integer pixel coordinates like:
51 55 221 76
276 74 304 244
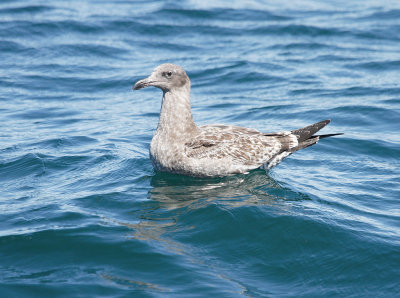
156 84 197 139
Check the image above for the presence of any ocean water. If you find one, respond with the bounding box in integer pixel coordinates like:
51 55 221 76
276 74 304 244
1 0 400 296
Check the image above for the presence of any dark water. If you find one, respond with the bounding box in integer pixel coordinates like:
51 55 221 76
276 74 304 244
1 0 400 296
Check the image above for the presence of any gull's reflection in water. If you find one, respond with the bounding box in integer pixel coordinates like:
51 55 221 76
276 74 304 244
148 169 308 209
123 170 309 246
104 172 310 291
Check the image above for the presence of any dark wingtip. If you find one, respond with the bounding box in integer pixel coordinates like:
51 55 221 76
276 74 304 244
317 133 344 139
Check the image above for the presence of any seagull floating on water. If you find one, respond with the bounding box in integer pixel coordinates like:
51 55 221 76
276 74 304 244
133 63 342 177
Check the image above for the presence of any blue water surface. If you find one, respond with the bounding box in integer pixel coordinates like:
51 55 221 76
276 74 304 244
1 0 400 297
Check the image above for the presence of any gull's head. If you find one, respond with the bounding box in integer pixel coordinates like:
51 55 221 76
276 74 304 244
133 63 189 92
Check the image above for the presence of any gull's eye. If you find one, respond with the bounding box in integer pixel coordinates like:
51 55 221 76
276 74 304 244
166 71 172 78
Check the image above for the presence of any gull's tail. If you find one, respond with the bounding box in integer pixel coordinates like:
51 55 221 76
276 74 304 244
291 120 343 151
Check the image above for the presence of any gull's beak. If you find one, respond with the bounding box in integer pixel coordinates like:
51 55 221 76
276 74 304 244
132 75 156 91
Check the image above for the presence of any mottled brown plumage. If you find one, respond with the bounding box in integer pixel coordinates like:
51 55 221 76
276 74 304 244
133 64 341 177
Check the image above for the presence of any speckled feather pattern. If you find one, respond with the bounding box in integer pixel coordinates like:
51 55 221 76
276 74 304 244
133 63 332 177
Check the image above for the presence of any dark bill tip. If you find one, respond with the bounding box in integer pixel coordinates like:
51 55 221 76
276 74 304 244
132 79 148 91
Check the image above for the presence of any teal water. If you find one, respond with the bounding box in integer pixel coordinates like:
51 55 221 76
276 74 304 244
1 0 400 296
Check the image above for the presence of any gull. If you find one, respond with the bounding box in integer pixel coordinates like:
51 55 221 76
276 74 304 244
133 63 341 177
